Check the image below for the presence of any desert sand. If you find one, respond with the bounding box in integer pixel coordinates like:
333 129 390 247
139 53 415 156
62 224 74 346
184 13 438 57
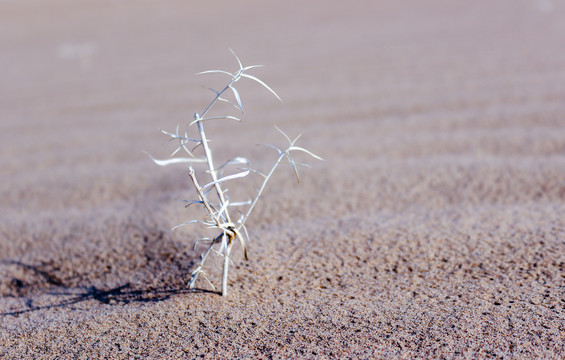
1 0 564 358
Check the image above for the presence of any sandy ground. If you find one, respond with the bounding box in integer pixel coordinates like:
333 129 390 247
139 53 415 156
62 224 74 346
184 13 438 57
1 0 564 358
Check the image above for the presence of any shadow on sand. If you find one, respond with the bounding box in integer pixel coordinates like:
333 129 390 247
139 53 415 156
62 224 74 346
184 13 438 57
0 260 216 317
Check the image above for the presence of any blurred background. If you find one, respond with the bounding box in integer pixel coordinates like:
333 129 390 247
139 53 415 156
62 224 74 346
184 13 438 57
2 0 564 251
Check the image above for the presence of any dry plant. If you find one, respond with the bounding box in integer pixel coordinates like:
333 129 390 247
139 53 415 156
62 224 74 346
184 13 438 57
147 50 321 296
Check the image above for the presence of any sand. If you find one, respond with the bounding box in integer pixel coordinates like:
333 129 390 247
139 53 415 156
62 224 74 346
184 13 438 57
1 0 564 358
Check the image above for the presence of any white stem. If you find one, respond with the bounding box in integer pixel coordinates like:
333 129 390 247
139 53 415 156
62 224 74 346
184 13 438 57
195 80 236 224
221 233 233 296
188 167 220 225
238 152 286 229
197 121 232 222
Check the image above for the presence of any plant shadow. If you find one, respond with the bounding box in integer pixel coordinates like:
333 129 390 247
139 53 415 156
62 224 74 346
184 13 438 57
0 257 216 317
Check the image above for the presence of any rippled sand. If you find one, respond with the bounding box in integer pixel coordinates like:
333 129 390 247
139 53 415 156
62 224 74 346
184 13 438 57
1 0 564 358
